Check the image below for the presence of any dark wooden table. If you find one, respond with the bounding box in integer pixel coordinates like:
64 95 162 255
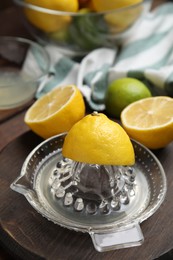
1 1 173 259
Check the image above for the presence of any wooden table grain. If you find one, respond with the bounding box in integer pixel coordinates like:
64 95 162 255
0 1 173 259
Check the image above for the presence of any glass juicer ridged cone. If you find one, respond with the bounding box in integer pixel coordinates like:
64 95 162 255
49 158 136 216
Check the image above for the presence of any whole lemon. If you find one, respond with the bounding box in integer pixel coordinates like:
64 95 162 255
104 5 143 33
24 0 79 33
105 78 152 118
91 0 142 12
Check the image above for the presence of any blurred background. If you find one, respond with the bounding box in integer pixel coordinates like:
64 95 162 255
0 0 173 259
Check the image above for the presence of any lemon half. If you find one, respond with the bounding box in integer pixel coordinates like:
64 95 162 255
62 112 135 165
121 96 173 149
25 85 85 139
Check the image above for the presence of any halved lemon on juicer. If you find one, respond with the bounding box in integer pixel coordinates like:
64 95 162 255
62 111 135 165
60 112 135 215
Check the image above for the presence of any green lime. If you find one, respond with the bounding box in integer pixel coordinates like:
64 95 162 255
105 77 152 118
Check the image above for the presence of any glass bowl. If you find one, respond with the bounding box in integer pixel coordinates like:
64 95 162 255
0 36 50 110
13 0 147 56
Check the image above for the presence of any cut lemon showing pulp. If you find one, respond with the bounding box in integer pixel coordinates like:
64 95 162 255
25 85 85 139
121 96 173 149
62 112 135 165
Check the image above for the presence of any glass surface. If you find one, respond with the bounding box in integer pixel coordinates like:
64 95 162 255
13 0 150 56
47 160 137 218
0 36 50 109
10 133 167 232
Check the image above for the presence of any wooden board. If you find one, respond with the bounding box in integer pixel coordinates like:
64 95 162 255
0 131 173 260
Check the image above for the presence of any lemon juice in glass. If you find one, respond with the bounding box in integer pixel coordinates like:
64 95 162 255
0 70 37 109
0 36 50 110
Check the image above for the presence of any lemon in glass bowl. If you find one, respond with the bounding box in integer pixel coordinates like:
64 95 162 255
14 0 146 56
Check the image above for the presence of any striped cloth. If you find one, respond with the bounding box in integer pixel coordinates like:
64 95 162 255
36 2 173 110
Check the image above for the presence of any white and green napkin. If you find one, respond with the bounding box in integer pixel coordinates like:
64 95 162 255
36 2 173 110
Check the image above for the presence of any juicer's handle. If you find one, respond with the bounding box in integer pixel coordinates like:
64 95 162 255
90 223 144 252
